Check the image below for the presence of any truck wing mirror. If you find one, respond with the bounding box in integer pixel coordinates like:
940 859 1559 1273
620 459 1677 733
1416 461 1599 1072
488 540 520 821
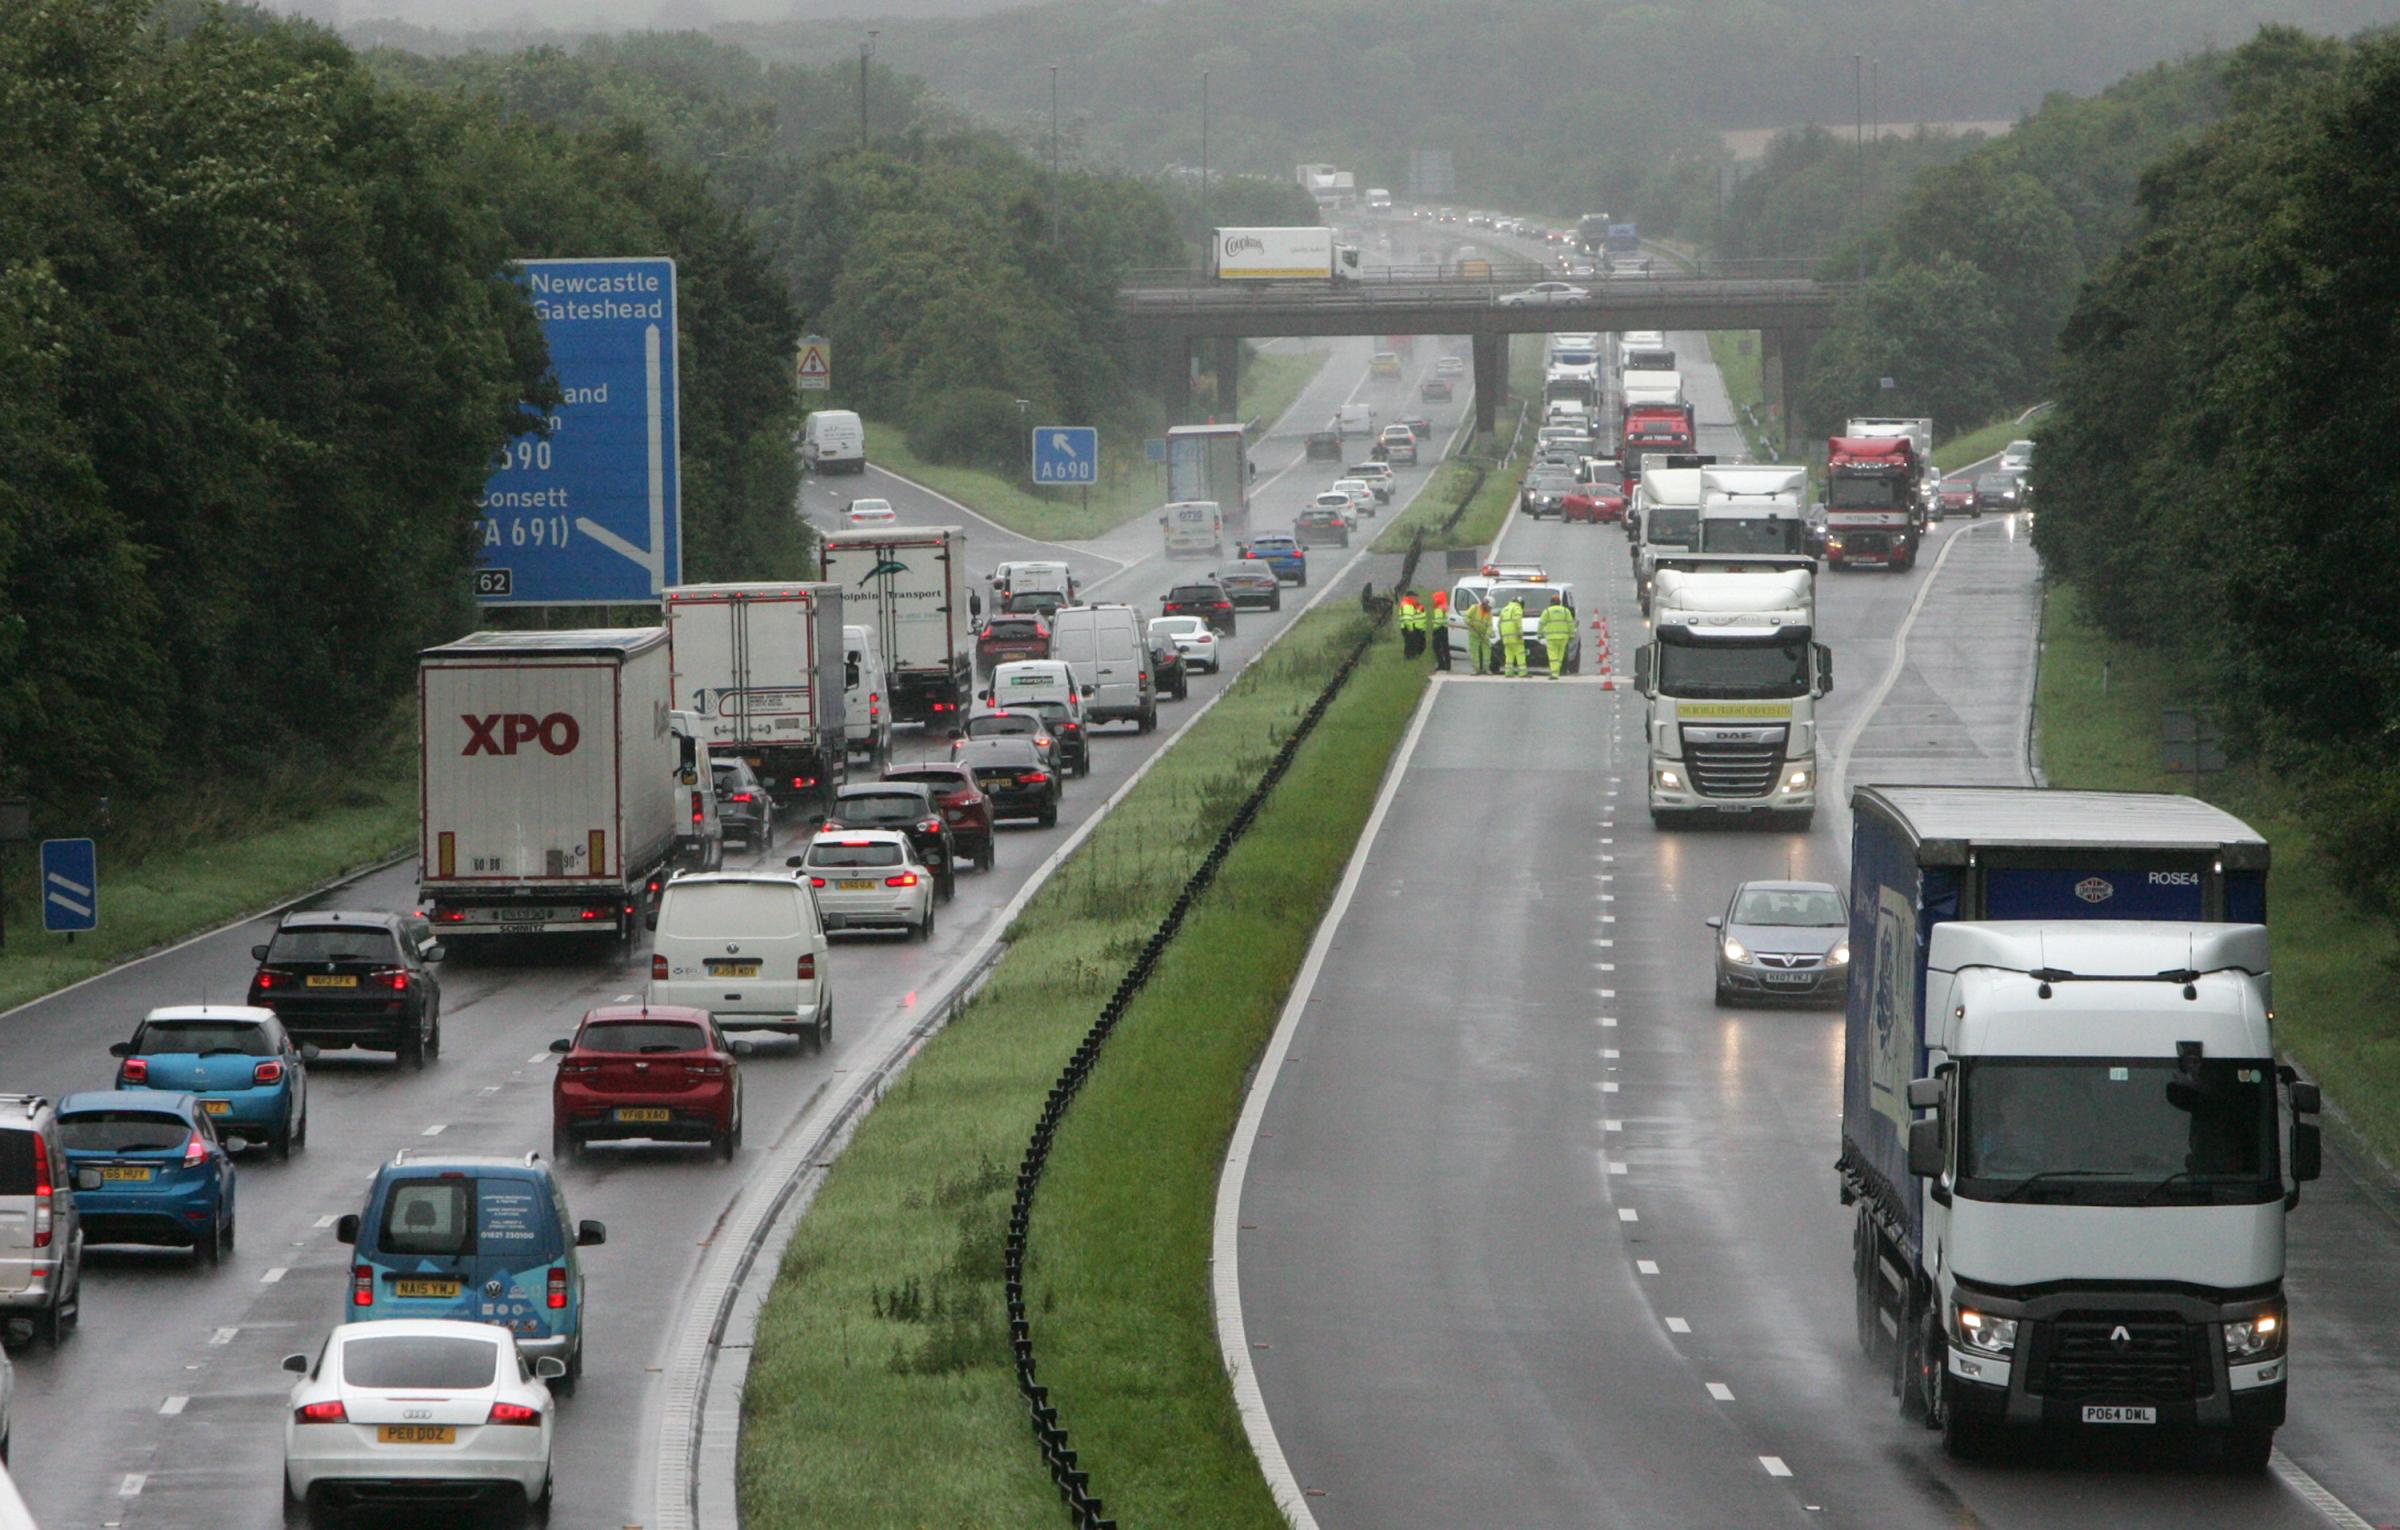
2291 1121 2323 1186
1905 1077 1944 1110
1815 643 1834 696
970 594 984 618
1906 1118 1945 1179
2288 1081 2321 1114
1632 646 1654 697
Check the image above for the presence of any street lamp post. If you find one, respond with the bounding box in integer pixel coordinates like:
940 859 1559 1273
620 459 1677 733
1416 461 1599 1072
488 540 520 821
859 30 879 151
1852 53 1865 281
1200 70 1211 262
1050 64 1061 247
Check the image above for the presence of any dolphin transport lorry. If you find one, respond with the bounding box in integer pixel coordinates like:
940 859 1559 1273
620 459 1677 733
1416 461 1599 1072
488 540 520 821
1841 786 2321 1467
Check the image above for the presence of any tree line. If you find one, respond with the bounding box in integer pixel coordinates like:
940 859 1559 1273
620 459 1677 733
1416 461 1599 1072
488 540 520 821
2035 30 2400 916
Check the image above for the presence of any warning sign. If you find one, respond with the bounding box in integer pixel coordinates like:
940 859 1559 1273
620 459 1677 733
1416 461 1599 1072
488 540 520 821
796 335 832 392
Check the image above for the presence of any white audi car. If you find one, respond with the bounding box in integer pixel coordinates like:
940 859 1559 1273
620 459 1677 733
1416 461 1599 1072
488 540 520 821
1148 615 1221 674
284 1320 560 1522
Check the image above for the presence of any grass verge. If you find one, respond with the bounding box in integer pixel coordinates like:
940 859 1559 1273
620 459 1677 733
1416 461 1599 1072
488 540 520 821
1934 414 2033 473
1371 450 1516 554
740 605 1428 1525
0 736 414 1014
2036 585 2400 1161
1707 330 1778 460
1228 344 1329 437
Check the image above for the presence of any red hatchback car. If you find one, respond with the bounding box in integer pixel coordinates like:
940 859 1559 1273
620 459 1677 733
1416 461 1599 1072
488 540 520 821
550 1005 743 1161
881 761 998 872
975 614 1051 673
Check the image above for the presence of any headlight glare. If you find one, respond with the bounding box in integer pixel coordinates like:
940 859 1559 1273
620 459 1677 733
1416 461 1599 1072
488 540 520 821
1721 936 1748 963
1829 943 1850 966
2225 1312 2286 1359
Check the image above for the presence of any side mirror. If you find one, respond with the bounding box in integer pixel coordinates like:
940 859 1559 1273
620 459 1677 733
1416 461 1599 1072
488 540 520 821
732 1040 757 1057
335 1213 360 1245
1906 1118 1945 1179
1905 1077 1944 1110
1632 646 1654 697
970 594 984 617
787 854 809 868
251 944 270 962
549 1038 573 1054
423 944 447 964
282 1353 311 1375
643 911 658 932
74 1167 103 1193
946 729 965 742
1703 916 1723 930
577 1219 607 1248
1081 685 1096 699
2291 1121 2323 1185
534 1356 569 1381
2289 1081 2321 1114
1814 643 1834 696
109 1041 135 1058
299 1044 321 1063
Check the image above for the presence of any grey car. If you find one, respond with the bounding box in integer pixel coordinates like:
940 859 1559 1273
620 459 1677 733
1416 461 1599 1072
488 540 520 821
712 756 775 851
1706 880 1850 1007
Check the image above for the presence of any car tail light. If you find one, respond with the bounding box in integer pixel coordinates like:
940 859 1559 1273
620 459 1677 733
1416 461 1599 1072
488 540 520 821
183 1130 209 1168
791 775 818 790
252 971 277 992
648 874 665 897
651 954 669 980
932 701 956 713
295 1400 348 1425
352 1265 375 1307
1035 623 1050 639
376 968 409 992
547 1267 568 1310
690 789 706 825
886 873 920 887
1019 771 1050 786
688 1061 726 1077
487 1401 542 1426
796 954 816 980
918 818 943 834
730 792 755 804
1035 735 1054 749
254 1060 285 1086
809 876 827 888
1216 601 1232 611
869 693 881 718
30 1135 52 1248
121 1057 150 1085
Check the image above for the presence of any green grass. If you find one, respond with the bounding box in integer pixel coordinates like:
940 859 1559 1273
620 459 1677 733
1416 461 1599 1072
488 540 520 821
2036 586 2400 1160
1229 344 1329 436
0 738 415 1015
740 608 1429 1526
1707 330 1779 460
1371 452 1517 554
1934 414 2034 473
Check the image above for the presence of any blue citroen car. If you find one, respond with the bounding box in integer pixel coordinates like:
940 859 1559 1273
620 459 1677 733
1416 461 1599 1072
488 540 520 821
56 1091 237 1263
109 1005 312 1158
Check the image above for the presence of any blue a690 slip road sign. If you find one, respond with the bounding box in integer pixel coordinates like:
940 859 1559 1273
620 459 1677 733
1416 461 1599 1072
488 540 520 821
40 838 97 934
477 257 682 606
1031 427 1099 485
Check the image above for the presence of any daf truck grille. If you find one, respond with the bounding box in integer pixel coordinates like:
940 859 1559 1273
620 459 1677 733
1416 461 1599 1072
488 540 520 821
2032 1315 2210 1402
1679 726 1787 799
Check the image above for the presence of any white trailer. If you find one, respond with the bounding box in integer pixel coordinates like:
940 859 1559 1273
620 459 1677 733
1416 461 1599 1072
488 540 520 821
1211 227 1357 282
664 582 849 819
820 527 975 728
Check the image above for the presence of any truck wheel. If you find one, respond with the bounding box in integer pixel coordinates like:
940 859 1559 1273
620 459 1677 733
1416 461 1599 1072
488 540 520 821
1897 1303 1937 1424
1941 1390 1995 1461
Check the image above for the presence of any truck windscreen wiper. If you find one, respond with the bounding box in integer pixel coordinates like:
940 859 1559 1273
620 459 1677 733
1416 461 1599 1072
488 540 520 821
1997 1168 2125 1203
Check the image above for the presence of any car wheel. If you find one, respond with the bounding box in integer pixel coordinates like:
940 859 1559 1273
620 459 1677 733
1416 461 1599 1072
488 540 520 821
425 1016 441 1061
35 1299 63 1350
399 1018 425 1070
730 1093 745 1150
273 1111 293 1162
303 1485 344 1529
199 1213 222 1266
1269 592 1282 612
761 817 776 852
1039 801 1059 828
552 1122 575 1163
713 1122 736 1161
918 905 936 943
1713 980 1734 1010
555 1346 580 1400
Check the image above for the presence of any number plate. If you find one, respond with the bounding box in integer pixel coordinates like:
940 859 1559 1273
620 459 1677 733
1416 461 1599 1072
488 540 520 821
377 1425 457 1445
614 1107 671 1123
1764 972 1817 986
497 906 552 924
2080 1405 2156 1425
201 1099 233 1114
838 879 876 891
705 961 760 978
305 975 358 989
392 1278 461 1299
99 1166 153 1182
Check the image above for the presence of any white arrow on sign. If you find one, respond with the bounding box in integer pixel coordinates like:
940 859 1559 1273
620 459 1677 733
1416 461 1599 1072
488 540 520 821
574 322 670 594
1051 432 1080 459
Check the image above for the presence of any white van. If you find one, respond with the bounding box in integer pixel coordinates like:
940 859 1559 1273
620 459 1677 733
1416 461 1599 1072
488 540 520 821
802 410 866 475
841 623 890 765
992 560 1078 603
1335 401 1376 438
1047 605 1155 732
987 659 1080 711
647 873 832 1049
1160 500 1224 559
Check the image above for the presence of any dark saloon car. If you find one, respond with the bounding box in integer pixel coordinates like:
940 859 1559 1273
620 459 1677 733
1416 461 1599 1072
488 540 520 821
711 755 775 851
1162 580 1239 636
954 737 1062 828
1293 507 1353 548
1974 472 2023 515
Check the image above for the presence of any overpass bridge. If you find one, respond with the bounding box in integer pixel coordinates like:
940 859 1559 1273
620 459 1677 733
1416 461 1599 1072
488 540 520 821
1119 258 1847 438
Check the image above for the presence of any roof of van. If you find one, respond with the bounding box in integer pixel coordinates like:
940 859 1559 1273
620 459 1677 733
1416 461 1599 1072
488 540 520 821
1637 468 1709 507
421 628 665 660
1855 786 2268 861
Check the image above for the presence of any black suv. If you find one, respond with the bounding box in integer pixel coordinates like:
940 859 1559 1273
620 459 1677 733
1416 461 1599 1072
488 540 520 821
820 782 958 900
712 755 775 851
249 912 444 1066
1162 581 1238 636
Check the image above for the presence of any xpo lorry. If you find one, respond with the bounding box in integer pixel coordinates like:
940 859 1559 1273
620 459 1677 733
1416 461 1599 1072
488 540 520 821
1634 561 1827 826
1841 787 2320 1468
820 527 975 728
663 582 848 819
418 629 695 944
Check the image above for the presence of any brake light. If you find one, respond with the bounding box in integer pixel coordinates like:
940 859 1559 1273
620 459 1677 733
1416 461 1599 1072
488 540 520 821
376 968 409 992
931 701 956 713
183 1131 209 1168
810 877 827 888
30 1135 51 1249
869 693 881 719
121 1057 150 1085
1035 735 1054 749
651 954 669 980
254 1059 285 1086
730 792 755 804
792 776 818 790
1215 602 1231 611
488 1401 543 1426
1035 624 1050 639
688 1061 726 1077
253 972 277 992
917 818 942 834
886 873 920 887
690 789 705 825
352 1265 374 1307
547 1266 568 1310
797 954 816 980
295 1401 348 1425
1063 722 1080 732
1019 771 1050 786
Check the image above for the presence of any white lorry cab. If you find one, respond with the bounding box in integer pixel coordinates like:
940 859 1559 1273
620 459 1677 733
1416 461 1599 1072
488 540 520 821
1697 465 1813 558
802 410 866 475
1159 500 1225 559
1635 564 1827 828
1631 460 1713 611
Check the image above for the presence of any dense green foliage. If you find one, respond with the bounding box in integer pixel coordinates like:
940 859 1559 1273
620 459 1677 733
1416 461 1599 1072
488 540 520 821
2035 30 2399 917
0 2 803 855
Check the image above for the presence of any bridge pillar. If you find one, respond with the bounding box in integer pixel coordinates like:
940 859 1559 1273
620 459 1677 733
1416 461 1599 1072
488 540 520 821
1761 327 1818 459
1154 337 1194 421
1471 331 1507 435
1208 337 1242 420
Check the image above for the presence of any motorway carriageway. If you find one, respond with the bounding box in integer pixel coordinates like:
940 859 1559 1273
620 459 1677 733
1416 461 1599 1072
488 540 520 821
0 237 1473 1528
1227 317 2400 1528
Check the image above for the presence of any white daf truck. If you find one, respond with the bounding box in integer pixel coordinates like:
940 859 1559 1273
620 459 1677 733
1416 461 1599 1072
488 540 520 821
1634 562 1827 827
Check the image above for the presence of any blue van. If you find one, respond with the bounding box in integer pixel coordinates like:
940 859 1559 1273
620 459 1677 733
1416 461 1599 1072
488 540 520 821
336 1152 604 1391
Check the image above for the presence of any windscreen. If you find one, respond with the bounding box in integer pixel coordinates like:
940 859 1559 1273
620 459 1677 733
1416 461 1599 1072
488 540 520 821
1732 887 1845 926
1957 1059 2277 1205
884 769 969 796
657 883 802 939
969 715 1040 738
342 1334 501 1390
1151 618 1203 639
133 1020 273 1056
266 928 397 965
59 1111 192 1153
1704 517 1808 554
1657 632 1810 698
836 791 928 823
1829 477 1907 510
983 618 1042 640
1646 506 1702 547
808 842 906 869
580 1021 709 1054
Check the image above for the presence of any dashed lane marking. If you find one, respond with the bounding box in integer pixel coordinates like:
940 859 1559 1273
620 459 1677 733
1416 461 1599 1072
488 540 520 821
1761 1456 1792 1478
1665 1317 1691 1334
421 1123 447 1136
1707 1383 1735 1402
1636 1260 1661 1275
1617 1208 1639 1222
159 1395 187 1415
119 1475 145 1497
260 1267 286 1283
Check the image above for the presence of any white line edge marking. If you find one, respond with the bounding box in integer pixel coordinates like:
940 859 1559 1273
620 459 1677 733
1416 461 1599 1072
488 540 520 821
2273 1448 2377 1530
1212 682 1443 1530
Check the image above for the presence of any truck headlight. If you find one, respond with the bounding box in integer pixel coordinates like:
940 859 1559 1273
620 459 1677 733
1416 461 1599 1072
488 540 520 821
1952 1307 2018 1356
1782 768 1810 792
2225 1311 2285 1360
1657 768 1681 790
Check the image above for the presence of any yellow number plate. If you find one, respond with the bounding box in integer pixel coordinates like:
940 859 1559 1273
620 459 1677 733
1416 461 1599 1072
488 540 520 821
305 975 358 989
614 1107 671 1123
706 961 760 978
392 1278 460 1299
376 1425 457 1445
99 1166 153 1182
200 1099 233 1115
838 879 876 891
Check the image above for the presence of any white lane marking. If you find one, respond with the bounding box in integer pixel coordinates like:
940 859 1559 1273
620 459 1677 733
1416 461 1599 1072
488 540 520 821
261 1267 286 1283
159 1395 187 1415
527 1054 548 1064
420 1123 446 1136
1604 1120 1623 1133
1600 1017 1618 1027
1602 1082 1620 1093
313 1214 337 1228
1666 1316 1691 1334
1706 1382 1735 1402
1603 1049 1620 1059
120 1475 145 1497
1608 1161 1628 1176
210 1327 237 1345
1617 1208 1639 1222
1636 1260 1661 1275
1212 677 1446 1530
2272 1449 2377 1529
1761 1456 1792 1478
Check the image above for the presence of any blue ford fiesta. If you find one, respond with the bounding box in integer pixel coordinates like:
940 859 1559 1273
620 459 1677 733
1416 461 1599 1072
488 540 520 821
56 1091 237 1264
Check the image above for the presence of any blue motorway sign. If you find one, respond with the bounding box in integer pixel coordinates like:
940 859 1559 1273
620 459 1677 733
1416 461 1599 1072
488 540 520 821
477 257 681 606
40 838 96 934
1031 427 1100 485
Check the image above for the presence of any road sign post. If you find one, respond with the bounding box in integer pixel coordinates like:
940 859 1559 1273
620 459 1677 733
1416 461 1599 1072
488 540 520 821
476 257 682 607
40 837 97 940
796 335 832 392
1031 427 1100 486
